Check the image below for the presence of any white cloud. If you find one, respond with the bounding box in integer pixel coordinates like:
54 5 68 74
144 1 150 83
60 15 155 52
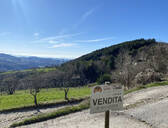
33 33 81 44
48 40 58 44
51 43 76 48
34 33 39 37
73 8 96 29
82 8 95 21
76 37 114 43
43 33 80 40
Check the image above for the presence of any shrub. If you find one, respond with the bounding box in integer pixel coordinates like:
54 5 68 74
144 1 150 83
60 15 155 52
135 69 162 85
97 74 111 84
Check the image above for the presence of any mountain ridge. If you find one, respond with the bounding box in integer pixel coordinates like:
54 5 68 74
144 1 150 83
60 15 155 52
0 53 69 72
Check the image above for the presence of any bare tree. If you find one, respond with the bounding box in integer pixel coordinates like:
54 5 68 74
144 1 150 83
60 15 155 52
64 87 69 101
60 68 76 101
0 78 4 96
61 72 71 101
2 75 18 95
0 86 5 96
21 73 44 108
47 69 82 101
115 49 137 89
147 43 168 73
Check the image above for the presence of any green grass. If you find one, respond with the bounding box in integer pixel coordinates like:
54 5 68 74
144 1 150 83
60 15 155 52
125 81 168 94
146 81 168 87
10 81 168 127
1 81 168 111
0 87 91 111
0 67 57 75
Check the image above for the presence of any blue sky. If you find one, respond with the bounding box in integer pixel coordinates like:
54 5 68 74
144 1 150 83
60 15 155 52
0 0 168 58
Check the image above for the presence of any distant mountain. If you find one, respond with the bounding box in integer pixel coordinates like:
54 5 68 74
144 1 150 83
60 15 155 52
0 53 69 72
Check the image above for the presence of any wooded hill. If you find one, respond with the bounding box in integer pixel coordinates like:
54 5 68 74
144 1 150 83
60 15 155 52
59 39 168 87
0 39 168 94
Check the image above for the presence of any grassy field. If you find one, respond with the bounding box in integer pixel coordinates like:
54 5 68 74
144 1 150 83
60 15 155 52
1 81 168 111
0 67 57 75
0 87 91 111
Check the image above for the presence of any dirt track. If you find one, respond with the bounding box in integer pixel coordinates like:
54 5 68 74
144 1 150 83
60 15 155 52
0 103 77 128
16 85 168 128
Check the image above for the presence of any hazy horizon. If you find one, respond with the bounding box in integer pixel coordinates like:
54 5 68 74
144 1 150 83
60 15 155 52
0 52 72 59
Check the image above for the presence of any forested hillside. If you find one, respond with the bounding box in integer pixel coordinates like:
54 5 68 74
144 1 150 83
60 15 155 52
0 39 168 94
59 39 168 87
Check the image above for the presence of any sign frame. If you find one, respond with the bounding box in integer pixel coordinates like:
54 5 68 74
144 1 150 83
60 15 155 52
90 84 124 114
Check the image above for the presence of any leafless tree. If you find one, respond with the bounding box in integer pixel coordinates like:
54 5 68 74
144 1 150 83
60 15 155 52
2 75 18 95
147 43 168 73
21 73 44 108
61 72 71 101
115 49 138 89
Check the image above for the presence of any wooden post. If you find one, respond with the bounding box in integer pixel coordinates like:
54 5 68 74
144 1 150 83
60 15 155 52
105 110 110 128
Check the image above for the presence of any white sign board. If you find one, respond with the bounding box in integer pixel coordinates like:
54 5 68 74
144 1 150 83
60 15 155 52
90 84 123 114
